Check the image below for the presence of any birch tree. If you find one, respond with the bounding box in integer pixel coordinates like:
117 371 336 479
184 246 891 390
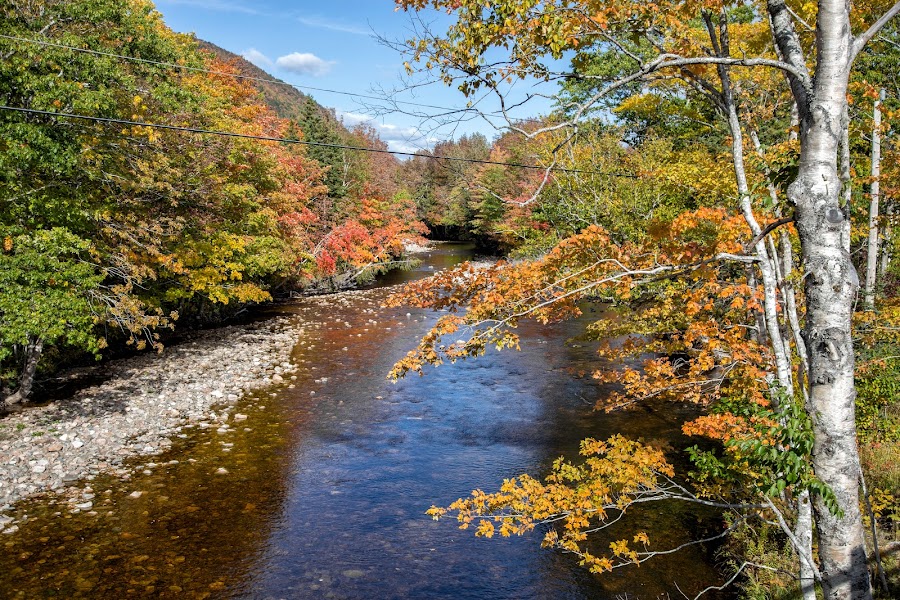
865 89 885 310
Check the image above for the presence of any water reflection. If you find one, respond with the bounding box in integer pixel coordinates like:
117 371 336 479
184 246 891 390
0 397 295 598
0 243 731 599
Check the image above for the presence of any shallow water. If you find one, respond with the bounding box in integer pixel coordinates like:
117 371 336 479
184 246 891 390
0 243 731 599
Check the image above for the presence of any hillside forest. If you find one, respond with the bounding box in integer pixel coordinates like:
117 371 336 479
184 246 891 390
3 0 900 598
0 0 430 405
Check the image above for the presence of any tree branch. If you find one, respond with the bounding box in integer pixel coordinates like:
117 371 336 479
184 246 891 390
676 561 781 600
764 495 823 582
642 56 810 86
851 1 900 61
743 216 795 252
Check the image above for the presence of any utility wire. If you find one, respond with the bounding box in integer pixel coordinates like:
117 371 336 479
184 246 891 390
0 33 494 117
0 105 638 178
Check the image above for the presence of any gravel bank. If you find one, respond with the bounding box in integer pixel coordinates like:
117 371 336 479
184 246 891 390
0 315 304 518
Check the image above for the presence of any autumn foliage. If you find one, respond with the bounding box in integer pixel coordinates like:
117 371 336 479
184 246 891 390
0 0 425 402
390 0 900 595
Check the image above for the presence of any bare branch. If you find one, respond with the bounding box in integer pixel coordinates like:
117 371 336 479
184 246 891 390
469 161 554 207
676 561 780 600
785 5 814 33
439 52 809 143
764 495 823 582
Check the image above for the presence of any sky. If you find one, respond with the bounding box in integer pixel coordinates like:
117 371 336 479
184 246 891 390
153 0 560 154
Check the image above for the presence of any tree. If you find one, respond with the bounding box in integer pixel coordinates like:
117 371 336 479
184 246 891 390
296 97 348 199
865 89 885 311
0 229 104 404
343 123 403 199
393 0 900 597
397 133 492 240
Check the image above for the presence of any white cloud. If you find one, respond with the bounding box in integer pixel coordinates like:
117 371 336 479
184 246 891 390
337 111 441 156
241 48 273 69
338 111 371 126
275 52 335 77
296 16 370 36
386 139 438 155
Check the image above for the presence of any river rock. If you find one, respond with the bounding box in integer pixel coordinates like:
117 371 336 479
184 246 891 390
0 286 385 511
342 569 366 579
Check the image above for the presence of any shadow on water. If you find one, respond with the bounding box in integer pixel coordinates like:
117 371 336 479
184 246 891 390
0 242 733 599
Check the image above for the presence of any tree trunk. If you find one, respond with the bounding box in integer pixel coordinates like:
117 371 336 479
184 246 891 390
793 159 872 600
788 27 872 600
767 0 874 595
753 116 812 396
880 202 892 278
796 490 817 600
840 104 853 254
705 12 794 395
864 90 885 310
3 336 44 408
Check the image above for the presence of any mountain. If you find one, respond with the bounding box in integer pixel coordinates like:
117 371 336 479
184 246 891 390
197 39 343 128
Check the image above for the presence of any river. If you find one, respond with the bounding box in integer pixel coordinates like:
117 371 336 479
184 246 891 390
0 243 731 599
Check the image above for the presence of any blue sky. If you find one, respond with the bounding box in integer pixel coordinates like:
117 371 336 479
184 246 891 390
153 0 559 153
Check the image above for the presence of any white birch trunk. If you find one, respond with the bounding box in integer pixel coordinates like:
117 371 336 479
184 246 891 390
796 490 817 600
864 90 884 310
840 105 853 254
879 204 892 278
776 0 871 595
709 32 794 396
781 108 812 390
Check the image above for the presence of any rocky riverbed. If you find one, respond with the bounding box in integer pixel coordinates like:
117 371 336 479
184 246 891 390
0 312 310 525
0 245 458 534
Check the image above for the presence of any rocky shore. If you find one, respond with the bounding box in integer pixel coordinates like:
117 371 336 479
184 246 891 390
0 315 304 523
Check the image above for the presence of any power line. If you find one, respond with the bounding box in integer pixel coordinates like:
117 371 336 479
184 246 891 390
0 105 638 178
0 33 490 117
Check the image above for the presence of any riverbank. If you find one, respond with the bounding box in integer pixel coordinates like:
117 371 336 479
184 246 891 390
0 313 308 523
0 244 477 531
0 245 446 523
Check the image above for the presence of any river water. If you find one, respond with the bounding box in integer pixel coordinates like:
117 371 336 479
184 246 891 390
0 243 731 599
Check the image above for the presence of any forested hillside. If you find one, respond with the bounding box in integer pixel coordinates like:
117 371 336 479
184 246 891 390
197 40 314 123
0 0 424 407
